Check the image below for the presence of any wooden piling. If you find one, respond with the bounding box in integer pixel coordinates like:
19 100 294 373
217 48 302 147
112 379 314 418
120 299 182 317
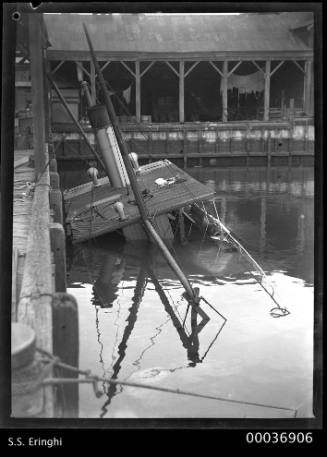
49 189 63 225
49 158 58 173
52 292 79 417
50 171 60 190
50 223 67 292
267 132 272 168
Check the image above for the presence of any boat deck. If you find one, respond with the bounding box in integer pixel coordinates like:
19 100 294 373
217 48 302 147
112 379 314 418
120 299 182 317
64 160 215 243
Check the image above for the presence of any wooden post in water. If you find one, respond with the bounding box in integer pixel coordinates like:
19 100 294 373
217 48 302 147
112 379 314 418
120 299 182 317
222 61 228 122
264 61 271 121
52 292 79 417
289 98 295 122
135 61 141 122
304 60 313 116
50 223 67 292
49 189 63 225
259 197 266 254
267 131 272 168
179 61 185 123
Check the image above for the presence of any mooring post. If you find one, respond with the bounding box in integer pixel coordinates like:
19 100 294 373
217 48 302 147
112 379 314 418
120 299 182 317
50 223 67 293
52 292 79 417
267 131 272 168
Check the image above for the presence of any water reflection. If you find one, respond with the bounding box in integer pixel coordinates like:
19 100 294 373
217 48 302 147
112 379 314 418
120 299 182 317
66 165 314 418
84 243 227 415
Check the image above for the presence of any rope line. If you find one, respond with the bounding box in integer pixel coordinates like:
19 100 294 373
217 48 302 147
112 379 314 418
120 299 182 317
31 348 297 417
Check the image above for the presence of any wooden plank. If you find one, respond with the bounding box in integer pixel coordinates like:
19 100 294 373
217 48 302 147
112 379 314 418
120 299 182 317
63 176 109 200
14 156 30 169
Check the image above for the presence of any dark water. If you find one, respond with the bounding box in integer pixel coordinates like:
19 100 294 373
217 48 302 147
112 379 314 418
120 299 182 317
65 166 314 418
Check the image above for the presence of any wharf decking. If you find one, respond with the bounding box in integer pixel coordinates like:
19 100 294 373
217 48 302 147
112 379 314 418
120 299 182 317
12 147 56 417
12 150 35 316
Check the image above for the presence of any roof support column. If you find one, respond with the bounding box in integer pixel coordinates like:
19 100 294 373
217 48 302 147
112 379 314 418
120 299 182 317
304 60 313 116
222 60 228 122
179 61 185 123
264 60 271 121
135 61 141 122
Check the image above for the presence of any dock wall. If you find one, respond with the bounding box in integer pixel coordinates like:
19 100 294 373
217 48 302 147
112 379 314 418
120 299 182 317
46 120 314 167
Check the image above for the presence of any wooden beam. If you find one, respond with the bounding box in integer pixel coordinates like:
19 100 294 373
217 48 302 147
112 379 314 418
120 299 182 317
50 60 64 75
44 59 52 142
209 61 223 77
292 60 305 73
47 50 314 62
222 60 228 122
100 60 111 72
165 61 179 77
264 61 271 121
304 60 313 115
90 60 96 104
135 61 141 122
251 60 265 74
228 61 242 77
121 60 136 77
28 14 46 175
270 60 285 77
179 61 184 123
140 61 155 77
184 61 199 78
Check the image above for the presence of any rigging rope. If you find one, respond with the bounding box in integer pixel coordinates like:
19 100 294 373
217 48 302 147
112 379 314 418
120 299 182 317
193 201 290 318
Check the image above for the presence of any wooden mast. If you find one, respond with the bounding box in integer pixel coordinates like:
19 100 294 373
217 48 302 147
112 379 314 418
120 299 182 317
83 23 200 304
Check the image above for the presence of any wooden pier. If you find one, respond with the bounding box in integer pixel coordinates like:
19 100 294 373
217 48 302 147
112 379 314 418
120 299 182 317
11 13 79 418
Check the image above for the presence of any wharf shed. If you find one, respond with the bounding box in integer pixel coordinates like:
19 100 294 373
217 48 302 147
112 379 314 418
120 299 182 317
44 12 314 123
15 12 315 164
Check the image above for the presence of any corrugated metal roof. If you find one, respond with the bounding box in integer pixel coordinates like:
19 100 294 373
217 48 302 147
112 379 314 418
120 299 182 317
44 12 312 55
